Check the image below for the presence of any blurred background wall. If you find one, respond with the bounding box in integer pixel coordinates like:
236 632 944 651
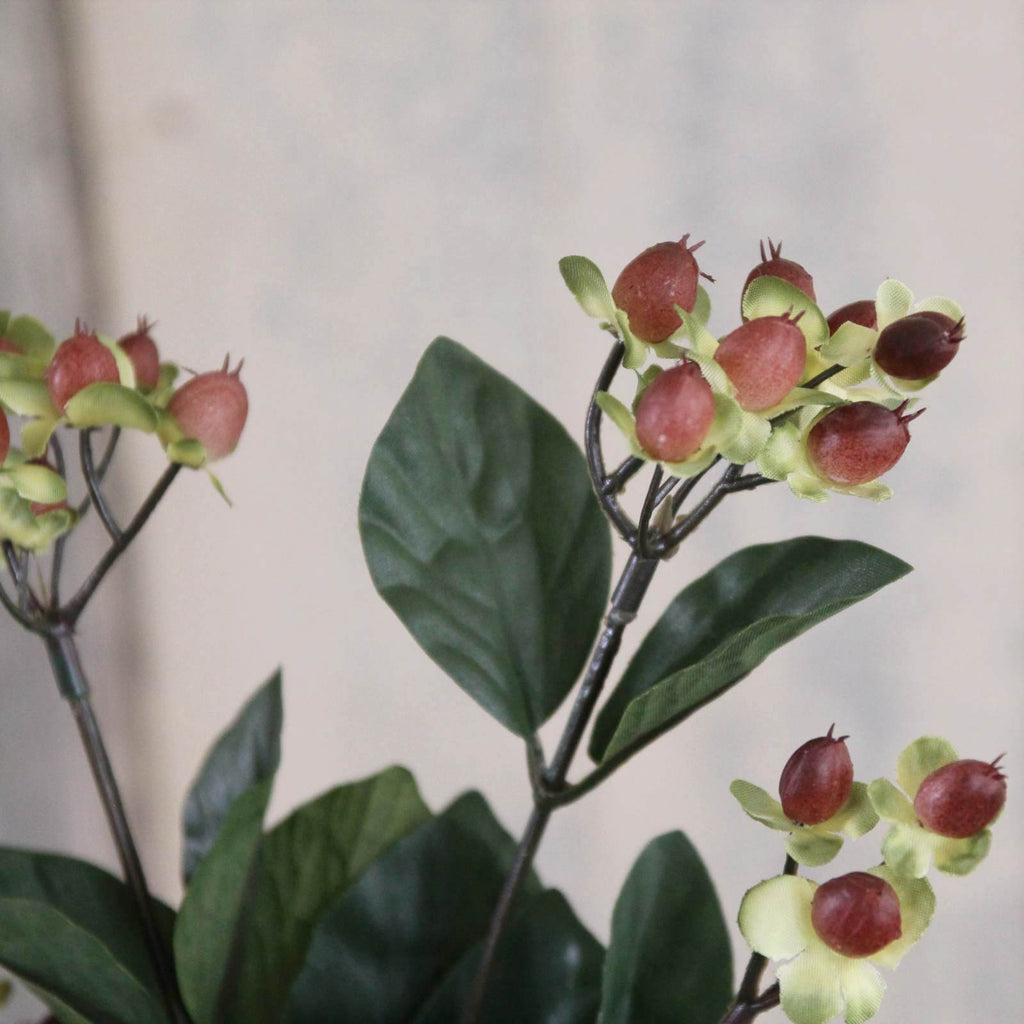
1 1 1020 1020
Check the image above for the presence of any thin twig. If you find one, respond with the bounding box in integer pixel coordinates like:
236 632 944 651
48 434 67 607
74 427 122 519
80 429 124 541
0 579 42 633
636 465 664 559
602 455 645 495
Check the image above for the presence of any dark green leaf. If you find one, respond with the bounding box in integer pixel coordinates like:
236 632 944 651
359 337 611 736
182 670 283 883
599 832 732 1024
591 537 912 763
287 792 600 1024
178 766 430 1024
0 849 175 1023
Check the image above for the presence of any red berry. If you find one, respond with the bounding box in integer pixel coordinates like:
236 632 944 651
0 409 9 466
611 234 711 344
811 872 902 958
634 361 715 462
743 239 816 303
0 335 23 355
806 401 921 486
873 312 964 380
45 320 120 413
118 316 161 391
167 358 249 461
779 724 854 825
826 300 877 336
913 757 1007 839
714 312 806 411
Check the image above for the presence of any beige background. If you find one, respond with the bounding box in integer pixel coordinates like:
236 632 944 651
1 2 1020 1021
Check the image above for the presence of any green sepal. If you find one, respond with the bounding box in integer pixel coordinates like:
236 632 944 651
595 392 644 458
760 387 844 421
97 333 137 390
207 469 232 506
613 310 648 371
738 874 815 961
729 780 791 832
0 352 48 380
4 315 56 362
875 279 913 329
820 782 879 839
149 363 180 406
932 828 991 876
896 736 958 797
0 311 8 335
64 382 158 432
0 379 59 418
558 255 617 320
741 276 828 349
687 348 732 395
0 488 74 551
868 778 917 825
777 949 844 1024
785 829 843 867
819 321 877 366
757 421 801 480
631 365 663 414
674 306 720 358
915 295 964 322
693 285 712 326
719 408 771 465
662 447 719 479
879 824 935 879
18 417 59 459
0 464 67 505
866 866 934 969
787 470 830 502
167 439 208 468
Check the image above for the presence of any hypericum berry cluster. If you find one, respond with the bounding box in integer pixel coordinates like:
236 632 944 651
0 309 249 550
733 731 1006 1023
559 234 965 500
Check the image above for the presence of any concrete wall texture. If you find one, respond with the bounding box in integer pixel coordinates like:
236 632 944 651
0 2 1020 1021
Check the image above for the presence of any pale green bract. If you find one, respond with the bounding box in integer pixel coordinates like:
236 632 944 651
738 867 934 1024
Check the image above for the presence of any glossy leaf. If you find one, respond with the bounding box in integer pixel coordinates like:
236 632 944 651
599 832 732 1024
190 767 431 1024
590 537 912 763
64 382 157 432
181 671 283 884
288 791 545 1022
359 338 611 736
0 849 174 1023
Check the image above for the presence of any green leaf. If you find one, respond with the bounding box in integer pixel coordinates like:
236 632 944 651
590 537 912 763
174 780 274 1024
559 255 617 320
187 767 431 1024
166 439 207 468
181 671 283 884
598 832 732 1024
0 849 174 1023
64 383 158 432
359 338 611 736
287 791 540 1022
0 379 59 418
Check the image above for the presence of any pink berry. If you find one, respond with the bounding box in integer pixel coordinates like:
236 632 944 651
0 409 9 466
873 312 964 380
45 320 120 413
826 300 877 336
811 872 902 958
714 312 806 411
634 361 715 462
743 238 816 303
167 358 249 461
779 724 854 825
806 401 921 486
913 757 1007 839
611 234 712 344
118 316 161 391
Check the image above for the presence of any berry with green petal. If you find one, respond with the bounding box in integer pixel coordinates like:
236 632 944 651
118 316 161 391
743 238 815 302
811 871 902 958
0 409 9 465
634 360 714 462
779 724 854 825
167 357 248 461
826 299 877 335
0 336 23 355
913 756 1007 839
45 320 119 413
714 311 806 411
807 401 921 486
873 312 964 380
611 234 711 344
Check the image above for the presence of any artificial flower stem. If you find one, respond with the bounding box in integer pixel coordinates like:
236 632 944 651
80 428 124 541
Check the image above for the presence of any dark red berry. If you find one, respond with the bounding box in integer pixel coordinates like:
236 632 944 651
118 316 161 391
714 311 806 411
779 724 854 825
45 320 120 413
826 300 877 336
743 239 816 303
612 234 712 344
0 409 9 466
167 357 248 461
634 361 715 462
807 401 921 486
811 872 902 958
913 757 1007 839
873 312 964 380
